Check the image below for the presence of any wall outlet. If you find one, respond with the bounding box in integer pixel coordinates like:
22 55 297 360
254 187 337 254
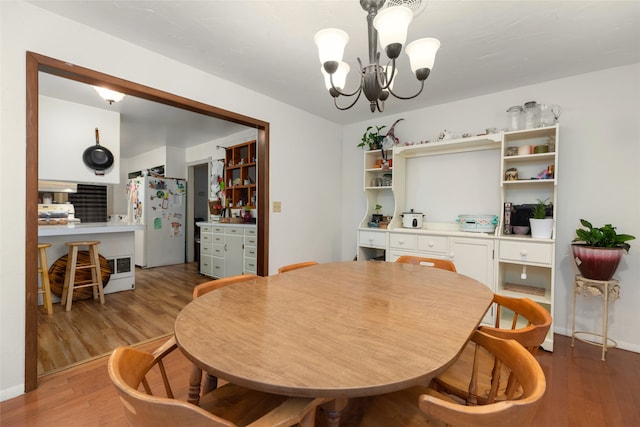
273 201 282 213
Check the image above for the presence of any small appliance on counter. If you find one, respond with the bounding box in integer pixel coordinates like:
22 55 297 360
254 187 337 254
37 203 79 225
401 209 424 228
456 214 498 233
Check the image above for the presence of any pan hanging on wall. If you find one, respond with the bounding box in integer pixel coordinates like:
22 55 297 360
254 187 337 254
83 128 114 175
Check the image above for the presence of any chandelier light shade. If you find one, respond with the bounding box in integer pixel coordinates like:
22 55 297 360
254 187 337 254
314 0 440 113
322 62 351 90
314 28 349 65
405 37 440 75
373 5 413 59
92 86 126 105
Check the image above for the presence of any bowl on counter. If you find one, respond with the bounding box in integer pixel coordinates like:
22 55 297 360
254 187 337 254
512 226 530 235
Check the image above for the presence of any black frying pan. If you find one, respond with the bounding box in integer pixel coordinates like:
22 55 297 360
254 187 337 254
83 128 114 175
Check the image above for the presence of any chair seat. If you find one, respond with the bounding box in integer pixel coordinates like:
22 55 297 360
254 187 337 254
199 383 288 426
433 342 523 404
359 386 448 427
200 383 323 427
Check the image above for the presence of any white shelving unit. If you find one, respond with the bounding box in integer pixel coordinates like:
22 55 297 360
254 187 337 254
355 127 559 350
497 125 559 351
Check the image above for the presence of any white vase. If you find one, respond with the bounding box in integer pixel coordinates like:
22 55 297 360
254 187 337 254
530 218 553 239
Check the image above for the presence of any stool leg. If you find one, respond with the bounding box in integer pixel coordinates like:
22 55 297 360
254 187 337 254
64 246 79 311
91 244 105 304
38 248 53 315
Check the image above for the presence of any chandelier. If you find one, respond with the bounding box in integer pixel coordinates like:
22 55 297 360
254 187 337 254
314 0 440 113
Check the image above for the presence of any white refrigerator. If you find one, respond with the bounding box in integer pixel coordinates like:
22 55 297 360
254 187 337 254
128 176 186 268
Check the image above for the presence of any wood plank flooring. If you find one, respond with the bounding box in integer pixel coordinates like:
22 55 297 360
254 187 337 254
4 336 639 425
37 262 210 376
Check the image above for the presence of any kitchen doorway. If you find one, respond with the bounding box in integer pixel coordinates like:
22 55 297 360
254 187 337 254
25 51 270 392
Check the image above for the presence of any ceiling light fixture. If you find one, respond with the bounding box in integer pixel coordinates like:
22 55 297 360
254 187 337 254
92 86 125 105
314 0 440 113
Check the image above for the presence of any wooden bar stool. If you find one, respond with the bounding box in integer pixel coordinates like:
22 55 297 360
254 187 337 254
37 243 54 315
61 241 104 311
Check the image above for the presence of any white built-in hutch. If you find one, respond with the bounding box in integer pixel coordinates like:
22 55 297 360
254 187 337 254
357 126 559 351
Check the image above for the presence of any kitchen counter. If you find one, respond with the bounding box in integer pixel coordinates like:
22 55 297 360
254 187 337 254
195 221 256 228
38 223 143 297
38 222 143 237
362 221 496 238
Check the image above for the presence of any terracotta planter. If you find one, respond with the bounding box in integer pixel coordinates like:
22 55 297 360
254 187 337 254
571 244 624 281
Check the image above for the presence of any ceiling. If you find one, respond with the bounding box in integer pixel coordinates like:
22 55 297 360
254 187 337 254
32 0 640 156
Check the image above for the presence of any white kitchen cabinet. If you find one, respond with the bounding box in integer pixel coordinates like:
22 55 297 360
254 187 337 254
224 227 243 277
39 95 121 184
244 227 257 274
198 223 256 278
449 237 495 325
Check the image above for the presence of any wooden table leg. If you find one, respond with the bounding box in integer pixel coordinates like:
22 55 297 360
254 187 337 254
322 397 348 427
187 365 203 405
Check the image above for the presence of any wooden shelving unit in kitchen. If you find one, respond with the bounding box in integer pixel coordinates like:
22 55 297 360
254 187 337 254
225 140 257 209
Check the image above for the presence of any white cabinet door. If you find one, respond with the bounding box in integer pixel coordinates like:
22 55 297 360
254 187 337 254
224 233 243 277
449 237 495 325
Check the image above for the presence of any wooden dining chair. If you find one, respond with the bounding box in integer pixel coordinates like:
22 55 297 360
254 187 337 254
192 274 258 299
431 294 551 404
395 255 457 272
277 261 318 274
359 330 546 427
190 274 258 402
108 340 325 427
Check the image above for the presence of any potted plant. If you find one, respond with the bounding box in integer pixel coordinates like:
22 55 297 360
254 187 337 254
529 198 553 239
358 125 386 150
572 219 635 280
372 204 383 224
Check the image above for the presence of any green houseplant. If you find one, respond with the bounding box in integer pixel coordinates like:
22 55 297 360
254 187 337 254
358 125 386 150
529 198 553 239
572 219 635 280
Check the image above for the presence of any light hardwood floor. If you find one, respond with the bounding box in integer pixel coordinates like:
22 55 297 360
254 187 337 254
37 262 210 376
3 334 639 426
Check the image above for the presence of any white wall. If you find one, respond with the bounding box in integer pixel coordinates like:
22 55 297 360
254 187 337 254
39 95 121 184
0 0 342 400
341 63 640 353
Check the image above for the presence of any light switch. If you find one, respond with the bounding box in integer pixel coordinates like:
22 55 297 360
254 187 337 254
273 201 282 213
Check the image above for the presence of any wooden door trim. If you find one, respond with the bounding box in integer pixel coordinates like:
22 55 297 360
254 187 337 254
25 51 270 392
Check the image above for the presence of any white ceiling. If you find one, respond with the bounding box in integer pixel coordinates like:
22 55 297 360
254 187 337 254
32 0 640 156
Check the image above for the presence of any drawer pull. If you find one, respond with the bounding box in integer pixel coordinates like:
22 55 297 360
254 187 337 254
428 242 434 247
520 249 528 256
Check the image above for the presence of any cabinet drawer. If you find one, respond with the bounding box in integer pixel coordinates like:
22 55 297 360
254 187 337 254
212 226 225 233
499 240 553 265
359 230 386 249
389 233 417 250
244 235 257 247
244 227 257 236
244 257 257 273
212 243 224 257
212 257 225 278
418 235 449 254
200 242 213 256
211 233 224 244
200 225 213 233
200 232 213 243
225 227 243 235
200 255 213 276
245 246 257 258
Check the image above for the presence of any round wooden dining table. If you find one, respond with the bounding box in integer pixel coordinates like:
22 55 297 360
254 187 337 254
174 261 493 423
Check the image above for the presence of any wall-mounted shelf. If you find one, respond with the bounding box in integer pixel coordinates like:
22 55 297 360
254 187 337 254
394 134 501 158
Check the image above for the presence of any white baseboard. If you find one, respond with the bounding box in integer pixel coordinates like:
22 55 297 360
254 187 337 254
1 383 25 402
554 328 640 354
